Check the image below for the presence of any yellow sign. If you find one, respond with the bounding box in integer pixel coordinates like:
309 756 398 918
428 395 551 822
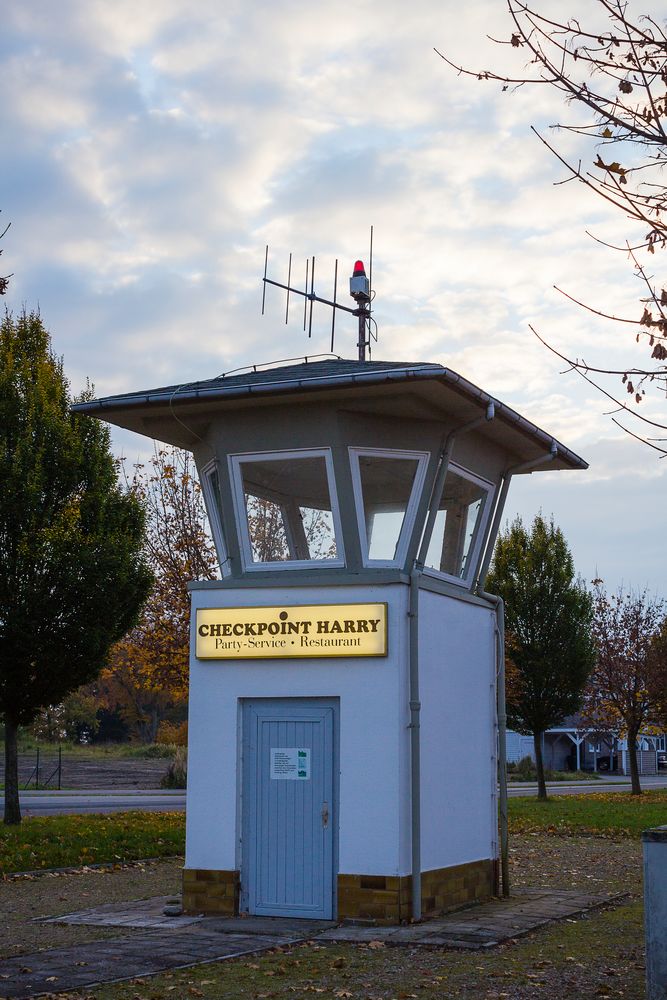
196 603 387 660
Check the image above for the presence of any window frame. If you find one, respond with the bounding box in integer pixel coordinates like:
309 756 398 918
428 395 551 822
349 447 430 569
421 461 494 588
200 458 230 577
229 448 345 572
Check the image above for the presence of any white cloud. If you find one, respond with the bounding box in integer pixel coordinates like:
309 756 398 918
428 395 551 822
1 0 665 595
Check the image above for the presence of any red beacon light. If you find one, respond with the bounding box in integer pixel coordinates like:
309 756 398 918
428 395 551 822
350 259 370 301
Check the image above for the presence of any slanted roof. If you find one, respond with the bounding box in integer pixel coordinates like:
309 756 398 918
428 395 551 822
72 356 587 471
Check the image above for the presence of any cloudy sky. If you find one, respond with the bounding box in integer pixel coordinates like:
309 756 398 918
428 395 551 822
2 0 665 594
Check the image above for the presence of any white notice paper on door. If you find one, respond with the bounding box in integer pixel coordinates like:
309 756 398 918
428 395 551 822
270 748 311 780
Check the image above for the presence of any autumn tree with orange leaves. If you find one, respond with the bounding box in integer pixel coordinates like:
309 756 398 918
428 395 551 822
101 448 217 742
649 623 667 731
582 582 665 794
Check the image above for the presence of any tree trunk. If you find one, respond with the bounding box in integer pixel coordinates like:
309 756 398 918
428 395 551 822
627 728 642 795
4 716 22 825
533 731 548 800
149 706 160 745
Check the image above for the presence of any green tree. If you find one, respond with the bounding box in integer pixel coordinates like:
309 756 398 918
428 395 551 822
0 311 152 823
487 514 596 799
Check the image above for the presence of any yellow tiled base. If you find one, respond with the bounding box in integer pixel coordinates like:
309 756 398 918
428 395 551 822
182 868 239 915
337 859 496 924
182 859 496 922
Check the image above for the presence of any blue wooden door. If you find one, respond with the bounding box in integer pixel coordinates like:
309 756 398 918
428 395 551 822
242 699 336 919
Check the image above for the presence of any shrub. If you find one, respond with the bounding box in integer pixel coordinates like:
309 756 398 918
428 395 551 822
161 747 187 788
514 755 537 780
509 755 561 782
156 720 188 746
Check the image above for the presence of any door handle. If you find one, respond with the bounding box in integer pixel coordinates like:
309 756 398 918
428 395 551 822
321 801 329 828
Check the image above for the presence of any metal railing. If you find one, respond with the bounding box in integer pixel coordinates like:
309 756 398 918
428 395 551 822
20 746 63 790
0 747 171 790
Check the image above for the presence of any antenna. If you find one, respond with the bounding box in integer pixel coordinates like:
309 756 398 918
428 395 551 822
261 227 377 361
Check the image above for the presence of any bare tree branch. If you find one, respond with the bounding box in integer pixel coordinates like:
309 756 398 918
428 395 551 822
611 417 667 454
440 0 667 441
0 215 11 295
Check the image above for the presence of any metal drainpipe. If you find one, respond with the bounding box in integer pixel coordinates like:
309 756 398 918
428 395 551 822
408 402 495 921
476 441 559 899
474 589 509 896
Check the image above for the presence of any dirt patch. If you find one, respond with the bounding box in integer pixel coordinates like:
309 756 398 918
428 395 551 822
1 754 170 790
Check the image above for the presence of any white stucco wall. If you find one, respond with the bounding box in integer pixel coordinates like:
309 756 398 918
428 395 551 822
417 589 497 872
185 581 497 880
185 583 409 876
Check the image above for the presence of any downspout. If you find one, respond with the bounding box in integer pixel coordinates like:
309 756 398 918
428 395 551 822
476 441 558 899
408 402 495 921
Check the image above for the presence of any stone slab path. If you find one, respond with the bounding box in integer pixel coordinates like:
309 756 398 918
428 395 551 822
0 889 624 998
0 929 307 998
320 888 622 949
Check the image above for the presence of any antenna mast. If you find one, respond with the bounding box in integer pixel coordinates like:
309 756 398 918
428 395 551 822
349 257 371 362
262 227 377 360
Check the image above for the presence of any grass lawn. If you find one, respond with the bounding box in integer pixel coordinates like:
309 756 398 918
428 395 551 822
509 788 667 838
17 739 178 759
0 811 185 874
1 790 663 875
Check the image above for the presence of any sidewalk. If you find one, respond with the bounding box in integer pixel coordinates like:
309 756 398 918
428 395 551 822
510 774 667 787
0 889 625 998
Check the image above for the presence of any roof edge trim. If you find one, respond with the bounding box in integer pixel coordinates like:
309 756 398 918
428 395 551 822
71 364 588 471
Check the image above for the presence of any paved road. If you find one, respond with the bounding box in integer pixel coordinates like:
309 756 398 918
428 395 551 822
0 789 186 817
508 774 667 797
2 776 665 815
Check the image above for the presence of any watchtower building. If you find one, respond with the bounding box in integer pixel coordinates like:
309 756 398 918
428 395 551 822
77 354 586 923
